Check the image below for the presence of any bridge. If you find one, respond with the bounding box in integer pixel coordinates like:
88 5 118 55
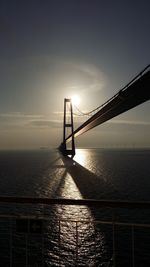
59 65 150 156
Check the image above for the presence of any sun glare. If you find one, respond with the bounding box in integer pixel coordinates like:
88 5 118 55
71 95 81 106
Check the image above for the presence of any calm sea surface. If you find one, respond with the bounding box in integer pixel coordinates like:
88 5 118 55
0 148 149 200
0 148 150 266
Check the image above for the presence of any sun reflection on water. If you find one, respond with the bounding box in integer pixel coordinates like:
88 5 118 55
51 154 106 266
74 148 99 176
74 149 108 179
55 157 91 221
59 172 82 199
74 149 88 167
35 151 109 266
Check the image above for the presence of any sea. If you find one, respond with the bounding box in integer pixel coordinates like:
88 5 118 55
0 148 150 267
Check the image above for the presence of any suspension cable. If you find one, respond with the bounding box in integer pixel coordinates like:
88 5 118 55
73 64 150 118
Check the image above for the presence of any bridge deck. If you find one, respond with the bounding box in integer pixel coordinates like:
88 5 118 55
65 65 150 143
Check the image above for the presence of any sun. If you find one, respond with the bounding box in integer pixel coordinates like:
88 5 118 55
71 95 81 106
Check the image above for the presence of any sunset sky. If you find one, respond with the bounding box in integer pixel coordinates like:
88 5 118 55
0 0 149 149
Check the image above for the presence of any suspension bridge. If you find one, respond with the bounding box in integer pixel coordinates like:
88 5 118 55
59 65 150 157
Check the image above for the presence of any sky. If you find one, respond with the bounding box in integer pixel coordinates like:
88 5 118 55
0 0 149 149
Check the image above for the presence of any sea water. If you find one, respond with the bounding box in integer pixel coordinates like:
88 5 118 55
0 148 149 266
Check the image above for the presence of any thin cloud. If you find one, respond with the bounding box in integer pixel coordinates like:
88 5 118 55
53 111 64 115
30 120 62 128
0 112 62 130
0 112 44 119
106 119 150 126
65 62 106 93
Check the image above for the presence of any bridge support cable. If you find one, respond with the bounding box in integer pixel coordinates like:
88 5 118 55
59 98 75 157
65 65 150 144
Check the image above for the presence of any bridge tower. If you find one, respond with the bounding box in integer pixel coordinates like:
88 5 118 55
59 98 75 157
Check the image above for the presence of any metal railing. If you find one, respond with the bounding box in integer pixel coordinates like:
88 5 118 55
0 197 150 266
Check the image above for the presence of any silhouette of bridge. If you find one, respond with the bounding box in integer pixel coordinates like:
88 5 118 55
59 65 150 156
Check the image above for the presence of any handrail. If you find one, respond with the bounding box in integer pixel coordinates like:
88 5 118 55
0 196 150 209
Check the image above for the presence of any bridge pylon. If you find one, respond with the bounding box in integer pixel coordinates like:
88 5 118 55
59 98 75 157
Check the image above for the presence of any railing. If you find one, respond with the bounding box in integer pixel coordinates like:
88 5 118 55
0 197 150 266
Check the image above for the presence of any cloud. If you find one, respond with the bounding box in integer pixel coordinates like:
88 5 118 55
90 119 150 135
106 119 150 126
31 58 106 93
53 111 64 116
1 54 106 99
0 111 84 130
63 62 106 92
30 120 62 128
0 112 43 119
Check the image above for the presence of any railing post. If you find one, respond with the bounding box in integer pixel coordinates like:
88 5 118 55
75 221 78 266
59 220 61 267
9 218 12 267
131 225 135 267
42 231 44 267
26 233 28 267
112 213 116 267
42 204 44 267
